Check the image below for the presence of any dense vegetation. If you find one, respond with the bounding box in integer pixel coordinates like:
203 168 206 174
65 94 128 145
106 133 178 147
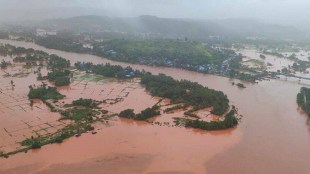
135 105 161 120
34 34 270 82
36 36 238 73
36 35 91 53
48 54 70 69
236 83 246 88
297 87 310 117
141 73 229 115
54 76 70 86
119 109 135 119
47 70 70 81
13 52 49 63
0 44 36 56
93 39 229 66
47 70 71 86
45 55 71 86
71 98 99 108
119 105 160 120
75 62 140 78
28 84 65 100
183 109 238 130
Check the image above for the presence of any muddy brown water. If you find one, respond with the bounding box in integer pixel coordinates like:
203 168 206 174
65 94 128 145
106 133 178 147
237 49 294 72
1 40 310 174
0 63 72 153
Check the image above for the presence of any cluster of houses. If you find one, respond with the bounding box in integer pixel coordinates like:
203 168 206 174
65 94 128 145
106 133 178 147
82 43 93 50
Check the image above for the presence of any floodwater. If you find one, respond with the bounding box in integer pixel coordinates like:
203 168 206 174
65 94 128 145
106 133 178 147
237 49 294 72
1 40 310 174
59 72 159 114
0 62 70 153
283 50 310 62
0 63 159 154
238 49 310 80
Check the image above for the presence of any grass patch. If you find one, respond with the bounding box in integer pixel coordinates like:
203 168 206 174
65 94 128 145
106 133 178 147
61 108 97 121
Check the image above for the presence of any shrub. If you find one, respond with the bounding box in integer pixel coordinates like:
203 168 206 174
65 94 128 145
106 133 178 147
119 109 135 119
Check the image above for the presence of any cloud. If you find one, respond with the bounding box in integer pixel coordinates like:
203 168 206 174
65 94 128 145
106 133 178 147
0 0 310 27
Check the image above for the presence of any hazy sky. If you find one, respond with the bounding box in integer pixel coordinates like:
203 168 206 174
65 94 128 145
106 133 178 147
0 0 309 27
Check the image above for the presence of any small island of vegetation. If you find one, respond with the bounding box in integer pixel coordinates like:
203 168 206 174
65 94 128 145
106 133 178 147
182 108 238 130
28 83 65 101
297 87 310 116
119 105 161 120
236 83 246 88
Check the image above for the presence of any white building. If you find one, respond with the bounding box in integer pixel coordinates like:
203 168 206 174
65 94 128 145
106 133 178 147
82 43 93 50
36 29 57 37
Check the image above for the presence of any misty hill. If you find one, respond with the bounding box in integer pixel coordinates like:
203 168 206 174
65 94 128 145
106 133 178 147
34 15 304 41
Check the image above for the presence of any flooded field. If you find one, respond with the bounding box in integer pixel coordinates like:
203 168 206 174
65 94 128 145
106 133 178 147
0 60 162 154
0 62 70 153
237 49 295 72
1 40 310 174
283 50 310 62
60 72 159 114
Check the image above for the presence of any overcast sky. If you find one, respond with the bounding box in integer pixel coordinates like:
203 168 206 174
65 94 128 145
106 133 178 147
0 0 309 28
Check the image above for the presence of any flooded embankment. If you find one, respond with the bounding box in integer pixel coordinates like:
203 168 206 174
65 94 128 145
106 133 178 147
1 40 310 174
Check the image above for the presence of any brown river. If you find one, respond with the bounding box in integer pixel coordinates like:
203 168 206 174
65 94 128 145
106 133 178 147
1 40 310 174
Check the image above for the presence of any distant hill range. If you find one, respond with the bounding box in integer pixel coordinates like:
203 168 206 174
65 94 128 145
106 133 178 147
28 15 305 41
